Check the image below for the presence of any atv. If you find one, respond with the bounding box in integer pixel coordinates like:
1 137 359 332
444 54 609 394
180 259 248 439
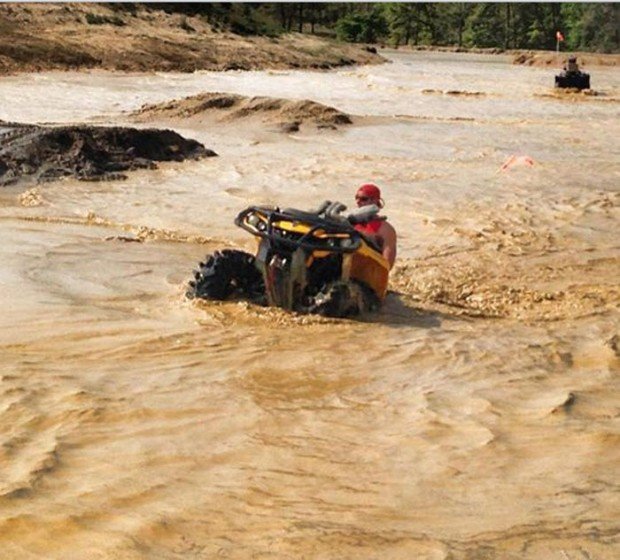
186 201 390 318
555 71 590 90
555 56 591 90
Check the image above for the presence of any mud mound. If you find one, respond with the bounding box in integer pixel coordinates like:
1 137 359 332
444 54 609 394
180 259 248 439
0 124 215 187
132 93 352 131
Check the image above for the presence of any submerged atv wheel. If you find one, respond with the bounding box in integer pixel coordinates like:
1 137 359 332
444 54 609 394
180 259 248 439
186 249 264 303
308 280 379 318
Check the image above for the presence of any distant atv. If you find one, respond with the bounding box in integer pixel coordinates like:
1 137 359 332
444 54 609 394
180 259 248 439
555 57 590 90
186 201 390 318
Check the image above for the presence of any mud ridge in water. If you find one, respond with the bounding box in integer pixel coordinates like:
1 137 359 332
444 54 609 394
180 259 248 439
4 213 228 247
535 90 619 102
392 114 477 123
0 123 215 187
422 89 487 97
132 92 353 132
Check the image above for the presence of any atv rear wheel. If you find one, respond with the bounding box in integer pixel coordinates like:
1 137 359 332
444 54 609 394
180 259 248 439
186 249 265 303
307 280 379 318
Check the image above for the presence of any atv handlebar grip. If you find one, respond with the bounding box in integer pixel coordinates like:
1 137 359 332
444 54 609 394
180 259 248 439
313 200 332 215
325 201 348 222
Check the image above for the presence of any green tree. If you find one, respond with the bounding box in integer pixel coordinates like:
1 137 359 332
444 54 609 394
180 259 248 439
386 3 422 46
336 6 388 43
463 3 504 48
524 3 563 49
567 3 620 52
443 3 475 47
120 3 619 53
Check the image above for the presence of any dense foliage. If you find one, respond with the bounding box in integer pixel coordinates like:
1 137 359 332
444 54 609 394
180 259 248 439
145 3 619 53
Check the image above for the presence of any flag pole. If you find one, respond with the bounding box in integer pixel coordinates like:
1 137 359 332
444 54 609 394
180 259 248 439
556 31 564 55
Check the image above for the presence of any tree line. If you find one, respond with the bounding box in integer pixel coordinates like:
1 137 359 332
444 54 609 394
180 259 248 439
144 3 619 53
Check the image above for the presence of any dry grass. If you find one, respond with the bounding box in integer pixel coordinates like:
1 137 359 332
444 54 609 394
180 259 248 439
0 3 384 74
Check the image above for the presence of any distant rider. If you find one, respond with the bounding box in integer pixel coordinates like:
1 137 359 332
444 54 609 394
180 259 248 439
353 183 397 269
565 56 579 74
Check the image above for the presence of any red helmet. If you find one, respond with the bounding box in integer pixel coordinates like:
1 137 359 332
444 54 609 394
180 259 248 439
356 183 384 207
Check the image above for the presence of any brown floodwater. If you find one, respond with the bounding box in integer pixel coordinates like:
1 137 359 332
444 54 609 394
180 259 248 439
0 51 618 559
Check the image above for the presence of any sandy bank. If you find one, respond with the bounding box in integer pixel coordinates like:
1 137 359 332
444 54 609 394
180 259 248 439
0 3 384 75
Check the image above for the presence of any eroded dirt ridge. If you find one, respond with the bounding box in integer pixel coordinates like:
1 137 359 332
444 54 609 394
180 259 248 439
133 92 353 132
0 4 384 75
0 124 215 186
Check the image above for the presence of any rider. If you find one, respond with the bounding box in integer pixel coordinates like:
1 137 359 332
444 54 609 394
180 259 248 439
565 56 579 74
353 183 397 269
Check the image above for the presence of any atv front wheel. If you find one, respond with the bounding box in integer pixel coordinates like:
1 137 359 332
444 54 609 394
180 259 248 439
307 280 379 318
186 249 265 302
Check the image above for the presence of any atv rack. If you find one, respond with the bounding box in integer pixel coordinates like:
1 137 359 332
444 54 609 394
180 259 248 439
235 205 363 253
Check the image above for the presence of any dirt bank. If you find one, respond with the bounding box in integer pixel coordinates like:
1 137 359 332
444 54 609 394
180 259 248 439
397 44 619 67
132 93 353 132
0 3 384 74
0 124 213 186
512 50 619 68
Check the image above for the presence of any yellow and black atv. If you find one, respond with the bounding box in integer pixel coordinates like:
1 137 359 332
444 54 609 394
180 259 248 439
186 201 390 318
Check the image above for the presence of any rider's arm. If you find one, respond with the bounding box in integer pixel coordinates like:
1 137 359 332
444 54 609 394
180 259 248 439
380 222 397 269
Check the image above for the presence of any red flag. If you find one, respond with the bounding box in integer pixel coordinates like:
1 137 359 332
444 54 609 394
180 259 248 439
556 31 565 42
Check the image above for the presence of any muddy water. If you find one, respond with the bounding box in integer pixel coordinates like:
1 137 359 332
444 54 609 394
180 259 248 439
1 51 618 559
